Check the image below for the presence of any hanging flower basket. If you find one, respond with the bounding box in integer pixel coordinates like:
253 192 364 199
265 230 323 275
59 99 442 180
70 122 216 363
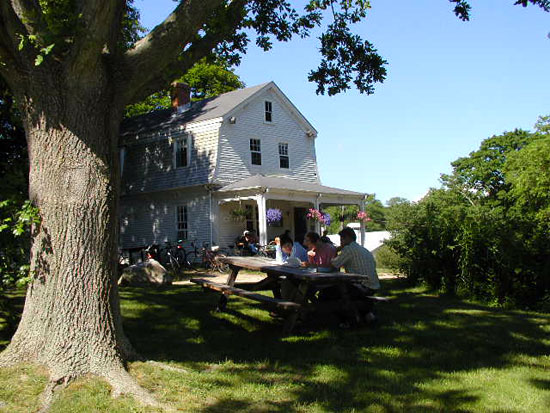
306 208 331 226
357 211 372 223
266 208 283 226
229 207 247 222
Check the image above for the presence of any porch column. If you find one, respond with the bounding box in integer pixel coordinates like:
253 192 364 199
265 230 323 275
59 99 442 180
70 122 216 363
314 195 321 234
257 194 268 245
359 198 366 247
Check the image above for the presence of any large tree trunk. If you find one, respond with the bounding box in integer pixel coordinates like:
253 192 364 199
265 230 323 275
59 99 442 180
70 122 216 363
0 74 154 404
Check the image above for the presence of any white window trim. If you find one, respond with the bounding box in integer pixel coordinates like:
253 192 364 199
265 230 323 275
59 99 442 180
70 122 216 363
250 138 262 166
176 204 188 241
278 142 290 169
172 133 192 169
264 100 273 123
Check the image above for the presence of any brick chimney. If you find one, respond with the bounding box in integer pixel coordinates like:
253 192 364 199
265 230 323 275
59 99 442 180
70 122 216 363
171 82 191 113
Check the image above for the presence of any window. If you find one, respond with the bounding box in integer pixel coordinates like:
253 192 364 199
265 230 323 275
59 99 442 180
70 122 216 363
264 101 272 122
250 138 262 165
174 135 190 168
245 204 259 232
278 143 289 169
176 205 188 240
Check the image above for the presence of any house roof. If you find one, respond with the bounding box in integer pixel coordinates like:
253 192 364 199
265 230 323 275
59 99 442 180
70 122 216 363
216 175 365 197
121 82 270 136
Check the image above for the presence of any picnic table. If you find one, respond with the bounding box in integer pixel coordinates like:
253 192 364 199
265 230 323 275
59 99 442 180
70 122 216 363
190 256 383 333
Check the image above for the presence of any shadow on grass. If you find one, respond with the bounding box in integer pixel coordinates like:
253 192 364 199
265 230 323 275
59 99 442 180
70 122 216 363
0 290 25 350
2 279 549 412
118 278 550 412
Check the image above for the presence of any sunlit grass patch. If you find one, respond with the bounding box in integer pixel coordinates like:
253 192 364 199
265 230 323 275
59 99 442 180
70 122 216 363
1 278 549 412
0 364 47 413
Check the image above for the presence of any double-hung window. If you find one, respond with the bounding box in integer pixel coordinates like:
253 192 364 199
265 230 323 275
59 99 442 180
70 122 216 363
278 143 289 169
264 101 272 122
174 134 190 168
176 205 188 241
250 138 262 165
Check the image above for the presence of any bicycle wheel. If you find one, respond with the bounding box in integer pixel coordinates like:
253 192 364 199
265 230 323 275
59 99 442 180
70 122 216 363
184 251 199 271
158 247 170 267
168 254 181 274
214 257 230 273
209 249 228 273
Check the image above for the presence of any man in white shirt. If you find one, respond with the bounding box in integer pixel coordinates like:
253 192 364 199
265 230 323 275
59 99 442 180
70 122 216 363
331 227 380 290
328 227 381 326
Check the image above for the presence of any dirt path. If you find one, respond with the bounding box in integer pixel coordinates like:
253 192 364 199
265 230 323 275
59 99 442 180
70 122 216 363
173 271 399 286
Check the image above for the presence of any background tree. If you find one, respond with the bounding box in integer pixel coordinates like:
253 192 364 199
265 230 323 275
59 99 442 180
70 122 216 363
0 0 547 407
324 195 387 234
124 58 245 118
386 117 550 307
0 76 30 290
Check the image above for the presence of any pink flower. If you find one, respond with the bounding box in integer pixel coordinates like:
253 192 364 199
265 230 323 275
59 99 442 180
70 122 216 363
357 211 372 222
306 208 330 225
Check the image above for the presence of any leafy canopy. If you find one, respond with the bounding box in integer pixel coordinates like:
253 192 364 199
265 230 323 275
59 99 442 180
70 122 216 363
385 115 550 309
124 58 245 118
6 0 549 102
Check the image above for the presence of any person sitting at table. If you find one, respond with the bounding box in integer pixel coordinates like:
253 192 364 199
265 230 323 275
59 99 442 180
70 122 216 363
235 230 260 255
275 232 308 263
327 227 381 326
320 230 333 245
245 230 260 254
301 231 337 272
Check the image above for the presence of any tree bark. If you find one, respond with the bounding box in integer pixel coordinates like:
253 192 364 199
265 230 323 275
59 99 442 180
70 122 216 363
0 73 153 404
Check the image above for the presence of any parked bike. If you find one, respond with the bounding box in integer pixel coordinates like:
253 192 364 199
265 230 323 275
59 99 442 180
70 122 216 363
195 241 230 273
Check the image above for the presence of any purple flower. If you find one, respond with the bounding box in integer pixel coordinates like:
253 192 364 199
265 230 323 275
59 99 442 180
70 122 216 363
266 208 282 224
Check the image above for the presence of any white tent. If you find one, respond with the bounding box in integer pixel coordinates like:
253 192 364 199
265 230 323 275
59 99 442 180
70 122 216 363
328 224 390 252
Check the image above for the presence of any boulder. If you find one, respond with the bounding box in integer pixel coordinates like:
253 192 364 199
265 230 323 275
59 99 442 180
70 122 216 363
118 259 172 287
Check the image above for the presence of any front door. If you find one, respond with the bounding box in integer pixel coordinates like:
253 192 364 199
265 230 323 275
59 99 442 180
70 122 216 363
293 207 308 245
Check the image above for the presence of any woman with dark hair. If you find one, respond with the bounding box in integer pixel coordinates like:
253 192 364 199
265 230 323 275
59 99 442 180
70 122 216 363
302 231 337 271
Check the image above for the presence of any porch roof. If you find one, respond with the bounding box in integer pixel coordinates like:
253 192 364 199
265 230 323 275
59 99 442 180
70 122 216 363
216 175 365 198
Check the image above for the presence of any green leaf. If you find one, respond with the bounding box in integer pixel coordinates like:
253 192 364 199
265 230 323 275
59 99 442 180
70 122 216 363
35 54 44 66
41 44 55 55
18 35 26 51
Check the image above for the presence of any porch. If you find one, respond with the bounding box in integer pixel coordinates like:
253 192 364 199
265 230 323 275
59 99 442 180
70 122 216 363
213 175 367 248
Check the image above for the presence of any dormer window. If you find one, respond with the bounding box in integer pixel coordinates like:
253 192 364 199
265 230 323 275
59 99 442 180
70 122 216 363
174 134 190 168
264 101 272 122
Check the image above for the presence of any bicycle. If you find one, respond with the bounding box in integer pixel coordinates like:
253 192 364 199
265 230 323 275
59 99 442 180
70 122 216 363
257 241 277 258
182 240 202 270
157 240 187 273
194 242 230 273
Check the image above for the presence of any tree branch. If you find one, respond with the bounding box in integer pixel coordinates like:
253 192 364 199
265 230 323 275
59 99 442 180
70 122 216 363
0 2 34 82
68 0 127 75
120 0 246 105
126 24 238 105
10 0 46 36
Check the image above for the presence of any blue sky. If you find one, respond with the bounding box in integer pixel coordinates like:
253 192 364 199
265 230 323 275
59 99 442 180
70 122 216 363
135 0 550 203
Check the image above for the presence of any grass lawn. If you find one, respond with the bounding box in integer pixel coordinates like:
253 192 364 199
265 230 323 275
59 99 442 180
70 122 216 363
1 277 549 412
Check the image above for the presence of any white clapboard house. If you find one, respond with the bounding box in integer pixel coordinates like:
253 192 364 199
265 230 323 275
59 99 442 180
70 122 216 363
119 82 368 251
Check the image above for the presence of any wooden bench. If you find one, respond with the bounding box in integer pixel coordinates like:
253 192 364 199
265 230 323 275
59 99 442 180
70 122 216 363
366 295 391 302
190 278 301 312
